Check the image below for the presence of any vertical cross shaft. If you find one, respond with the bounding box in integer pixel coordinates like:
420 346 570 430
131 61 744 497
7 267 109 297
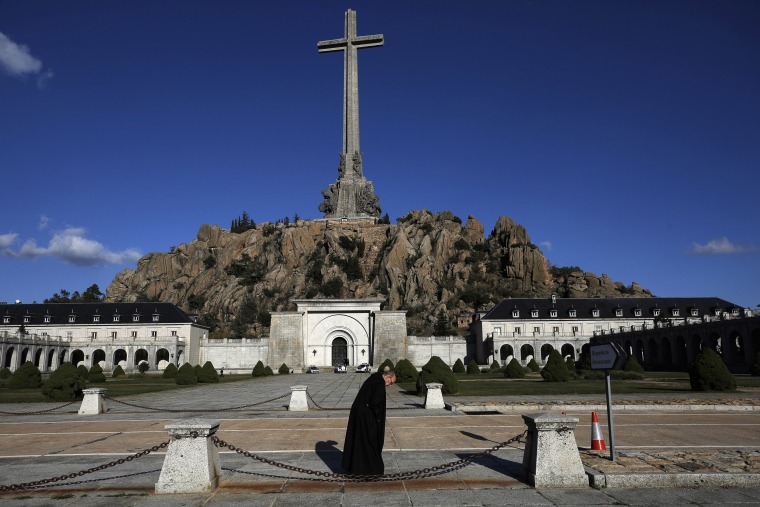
318 9 383 178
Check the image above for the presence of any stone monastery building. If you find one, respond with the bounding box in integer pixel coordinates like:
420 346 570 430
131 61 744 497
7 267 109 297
2 296 757 375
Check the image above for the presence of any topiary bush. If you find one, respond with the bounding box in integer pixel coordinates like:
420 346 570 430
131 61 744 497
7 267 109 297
252 360 266 377
504 358 526 378
77 364 90 381
377 358 395 373
565 356 576 372
527 358 540 372
421 356 458 394
623 355 645 373
88 364 107 383
689 347 736 391
452 358 466 374
0 367 12 379
751 351 760 376
162 362 178 379
466 359 480 375
198 361 220 383
278 363 290 375
112 365 125 378
42 362 86 401
176 362 198 385
394 358 418 383
541 350 571 382
8 361 42 389
490 360 501 371
193 364 203 378
264 366 274 376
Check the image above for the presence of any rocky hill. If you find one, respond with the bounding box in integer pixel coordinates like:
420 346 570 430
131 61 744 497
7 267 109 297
105 210 651 336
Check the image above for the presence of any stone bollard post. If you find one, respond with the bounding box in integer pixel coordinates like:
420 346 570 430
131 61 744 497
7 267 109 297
155 419 221 494
289 385 309 411
78 388 107 415
424 383 445 409
521 413 588 488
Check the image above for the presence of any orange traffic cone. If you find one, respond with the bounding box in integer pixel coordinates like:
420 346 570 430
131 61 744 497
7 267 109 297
591 411 607 450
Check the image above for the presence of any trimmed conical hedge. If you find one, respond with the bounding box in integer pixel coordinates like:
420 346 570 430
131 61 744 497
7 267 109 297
541 350 571 382
689 347 736 391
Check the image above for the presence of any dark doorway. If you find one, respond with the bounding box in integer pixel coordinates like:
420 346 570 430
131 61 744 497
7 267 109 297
332 337 348 366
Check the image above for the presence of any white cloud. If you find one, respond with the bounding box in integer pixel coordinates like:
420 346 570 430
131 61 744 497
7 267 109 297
0 31 53 87
0 31 42 76
3 227 141 266
688 237 760 255
38 215 50 230
0 232 19 250
539 241 552 251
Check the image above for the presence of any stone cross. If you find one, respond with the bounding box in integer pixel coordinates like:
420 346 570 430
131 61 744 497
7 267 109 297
318 9 383 179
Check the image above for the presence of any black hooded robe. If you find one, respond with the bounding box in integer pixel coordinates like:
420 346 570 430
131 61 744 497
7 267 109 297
341 372 387 475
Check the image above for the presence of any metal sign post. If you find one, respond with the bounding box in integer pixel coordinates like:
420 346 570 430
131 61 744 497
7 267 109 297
590 342 626 461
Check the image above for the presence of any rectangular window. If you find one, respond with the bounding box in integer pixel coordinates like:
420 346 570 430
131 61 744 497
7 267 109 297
514 327 521 335
152 315 160 322
111 331 117 338
151 331 157 337
552 326 559 334
113 315 120 322
91 332 97 339
93 315 100 323
3 317 9 323
171 330 177 336
533 326 540 334
23 316 31 323
44 316 51 323
133 315 140 322
131 331 137 338
66 331 73 339
68 316 76 323
572 326 579 334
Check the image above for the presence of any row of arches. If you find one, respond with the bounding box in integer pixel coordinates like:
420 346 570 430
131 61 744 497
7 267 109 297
2 346 185 372
498 342 577 365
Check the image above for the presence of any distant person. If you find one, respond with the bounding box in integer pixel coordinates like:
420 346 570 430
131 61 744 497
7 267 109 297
219 368 224 378
341 367 396 475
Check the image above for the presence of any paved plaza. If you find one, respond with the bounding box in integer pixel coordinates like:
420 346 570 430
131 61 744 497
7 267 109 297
1 372 760 506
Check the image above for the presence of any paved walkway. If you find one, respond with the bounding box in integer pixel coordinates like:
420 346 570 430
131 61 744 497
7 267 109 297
1 372 760 506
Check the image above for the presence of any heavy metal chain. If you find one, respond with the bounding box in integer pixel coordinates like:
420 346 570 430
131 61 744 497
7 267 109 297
0 401 77 416
0 440 170 492
103 392 290 412
211 430 527 483
306 391 417 411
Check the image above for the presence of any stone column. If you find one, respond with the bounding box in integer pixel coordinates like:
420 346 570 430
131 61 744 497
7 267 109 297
521 413 588 488
78 388 107 415
424 383 445 409
155 419 221 494
289 385 309 411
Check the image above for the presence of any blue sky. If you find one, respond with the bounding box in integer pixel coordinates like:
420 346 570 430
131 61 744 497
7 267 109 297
1 0 758 308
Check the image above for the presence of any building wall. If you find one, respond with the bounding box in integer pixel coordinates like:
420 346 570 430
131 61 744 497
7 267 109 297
200 337 268 373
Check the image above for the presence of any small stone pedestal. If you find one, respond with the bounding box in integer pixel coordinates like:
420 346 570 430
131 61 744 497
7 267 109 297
522 413 588 488
78 388 107 415
424 383 445 409
155 419 221 494
289 385 309 411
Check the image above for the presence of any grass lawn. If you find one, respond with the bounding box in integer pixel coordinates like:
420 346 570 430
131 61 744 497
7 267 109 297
0 374 254 404
398 370 760 397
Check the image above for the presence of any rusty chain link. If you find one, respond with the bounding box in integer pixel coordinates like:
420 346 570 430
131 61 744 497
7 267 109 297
103 392 290 413
211 430 527 482
0 440 170 492
0 401 77 416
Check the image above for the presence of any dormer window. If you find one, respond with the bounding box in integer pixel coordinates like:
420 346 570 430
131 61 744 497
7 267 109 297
133 314 140 322
713 307 721 316
68 315 76 323
3 316 10 324
511 309 520 318
690 308 699 317
531 309 539 318
23 315 32 323
633 308 642 317
731 307 739 316
568 309 577 317
591 308 600 318
615 308 623 317
113 315 120 322
652 308 661 317
44 315 51 323
93 315 100 323
549 309 558 318
152 314 160 322
671 308 680 317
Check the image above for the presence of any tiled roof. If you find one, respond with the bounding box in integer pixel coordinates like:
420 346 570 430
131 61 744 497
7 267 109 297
0 302 198 325
482 297 740 320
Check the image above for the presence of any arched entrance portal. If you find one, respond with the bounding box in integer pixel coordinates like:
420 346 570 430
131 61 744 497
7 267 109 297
332 337 348 366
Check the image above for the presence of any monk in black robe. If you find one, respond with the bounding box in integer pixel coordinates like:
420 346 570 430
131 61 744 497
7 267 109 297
341 369 396 475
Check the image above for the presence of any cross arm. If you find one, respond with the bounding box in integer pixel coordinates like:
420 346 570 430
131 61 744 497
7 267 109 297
318 38 348 52
352 34 384 48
